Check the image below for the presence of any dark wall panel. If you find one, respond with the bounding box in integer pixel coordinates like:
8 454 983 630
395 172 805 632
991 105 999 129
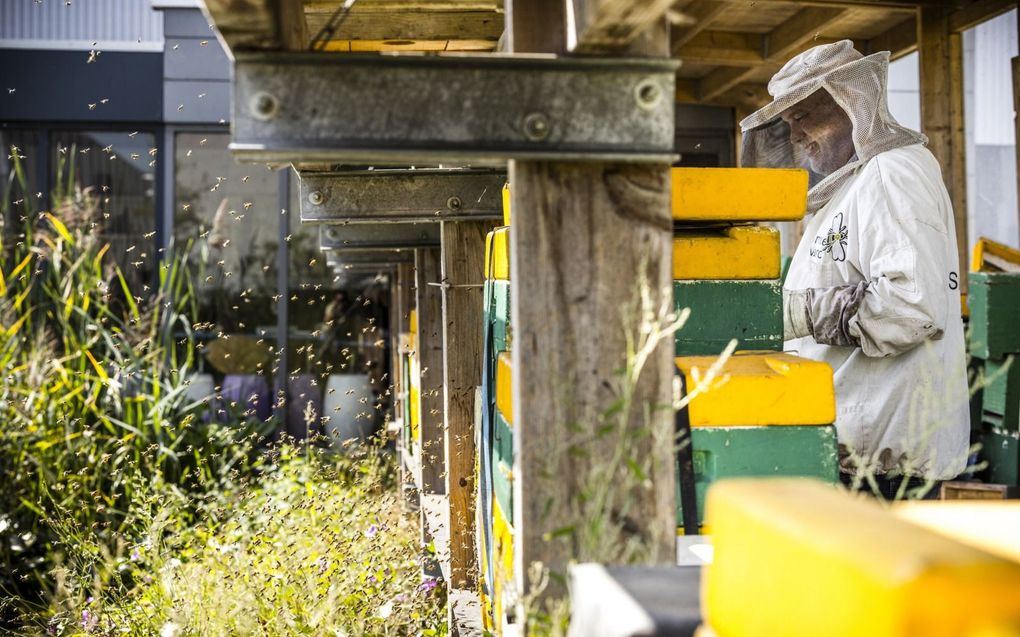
0 49 163 123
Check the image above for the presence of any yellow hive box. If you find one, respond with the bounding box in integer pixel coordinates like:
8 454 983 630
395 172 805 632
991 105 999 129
675 352 835 426
704 479 1020 637
485 228 510 281
673 225 780 280
502 182 512 227
672 168 808 221
894 501 1020 565
496 352 512 425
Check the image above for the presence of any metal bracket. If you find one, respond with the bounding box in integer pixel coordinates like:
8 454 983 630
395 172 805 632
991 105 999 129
233 53 679 165
323 249 416 267
300 169 505 224
319 222 440 251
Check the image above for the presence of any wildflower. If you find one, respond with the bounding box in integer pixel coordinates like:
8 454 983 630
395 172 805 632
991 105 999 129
160 622 180 637
365 524 378 538
376 600 394 619
81 609 98 632
131 547 142 561
417 577 439 594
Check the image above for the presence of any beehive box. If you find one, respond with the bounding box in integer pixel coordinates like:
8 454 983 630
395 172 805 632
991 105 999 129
978 427 1020 485
672 168 808 222
676 425 838 526
672 225 781 280
673 280 783 356
983 358 1019 429
968 272 1020 359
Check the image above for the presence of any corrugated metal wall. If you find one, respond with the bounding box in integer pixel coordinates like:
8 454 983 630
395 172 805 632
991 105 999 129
0 0 163 50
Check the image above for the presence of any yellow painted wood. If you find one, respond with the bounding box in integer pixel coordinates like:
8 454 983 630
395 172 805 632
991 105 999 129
973 236 1020 272
496 351 512 425
676 352 835 426
673 225 780 280
408 353 420 442
485 228 510 281
704 479 1020 637
492 495 515 627
408 309 418 351
894 501 1020 564
502 182 512 227
672 168 808 221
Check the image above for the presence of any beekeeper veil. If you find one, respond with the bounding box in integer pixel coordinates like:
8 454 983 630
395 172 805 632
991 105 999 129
740 40 926 213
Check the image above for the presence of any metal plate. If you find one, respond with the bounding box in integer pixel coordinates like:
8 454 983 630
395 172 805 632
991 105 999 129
319 223 440 251
300 168 505 223
232 52 679 165
322 249 415 266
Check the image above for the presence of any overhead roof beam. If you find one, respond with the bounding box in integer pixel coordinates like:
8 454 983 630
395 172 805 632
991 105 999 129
304 3 504 41
948 0 1015 32
675 31 765 66
203 0 307 52
865 14 918 58
699 6 850 101
670 0 728 52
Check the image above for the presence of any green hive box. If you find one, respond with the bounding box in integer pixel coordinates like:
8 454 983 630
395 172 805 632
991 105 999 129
977 426 1020 485
485 280 511 354
673 280 783 356
493 411 514 524
969 272 1020 359
983 357 1019 430
676 425 839 526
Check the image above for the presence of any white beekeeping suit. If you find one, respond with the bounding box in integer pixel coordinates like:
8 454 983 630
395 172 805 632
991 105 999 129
741 40 969 480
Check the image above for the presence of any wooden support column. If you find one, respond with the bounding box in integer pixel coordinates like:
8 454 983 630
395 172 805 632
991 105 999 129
440 221 488 589
919 6 968 291
508 0 676 606
1015 1 1020 247
415 249 446 496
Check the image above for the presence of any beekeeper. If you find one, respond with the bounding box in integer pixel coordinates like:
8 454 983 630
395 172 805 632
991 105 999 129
740 40 969 498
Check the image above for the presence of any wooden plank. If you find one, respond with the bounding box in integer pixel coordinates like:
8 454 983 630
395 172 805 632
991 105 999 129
675 31 765 66
865 13 918 58
1015 54 1020 248
440 220 489 589
949 0 1016 32
919 6 968 294
508 4 675 612
507 0 566 52
203 0 307 51
569 0 678 52
699 7 849 101
305 8 503 41
671 0 728 52
415 249 446 496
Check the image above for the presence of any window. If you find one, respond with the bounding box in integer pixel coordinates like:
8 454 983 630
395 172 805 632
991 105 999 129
964 9 1019 249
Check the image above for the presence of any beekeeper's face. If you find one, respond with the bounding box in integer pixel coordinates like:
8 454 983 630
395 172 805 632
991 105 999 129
780 89 855 177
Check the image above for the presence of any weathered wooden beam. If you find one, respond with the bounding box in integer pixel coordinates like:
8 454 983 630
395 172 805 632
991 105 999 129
569 0 678 52
670 0 728 52
1015 9 1020 248
440 220 490 589
865 13 918 58
415 248 446 496
674 31 765 66
919 5 968 292
508 0 676 612
304 5 503 41
202 0 307 51
949 0 1016 32
699 7 849 101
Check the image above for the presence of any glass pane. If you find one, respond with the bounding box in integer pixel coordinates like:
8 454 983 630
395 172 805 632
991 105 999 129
286 176 392 446
50 130 156 289
174 131 281 425
964 9 1020 250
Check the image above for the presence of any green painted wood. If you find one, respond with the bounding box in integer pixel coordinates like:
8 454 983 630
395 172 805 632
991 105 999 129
676 425 839 526
978 426 1020 485
673 280 783 356
983 357 1019 429
494 460 513 526
494 410 513 467
969 272 1020 359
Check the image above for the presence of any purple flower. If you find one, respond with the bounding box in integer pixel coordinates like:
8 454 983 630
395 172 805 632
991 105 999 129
365 524 378 538
81 609 98 632
130 547 141 561
417 577 439 594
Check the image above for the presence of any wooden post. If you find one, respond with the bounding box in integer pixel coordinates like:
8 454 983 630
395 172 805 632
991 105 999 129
440 221 489 589
415 249 446 496
508 0 676 606
919 6 969 291
1015 1 1020 247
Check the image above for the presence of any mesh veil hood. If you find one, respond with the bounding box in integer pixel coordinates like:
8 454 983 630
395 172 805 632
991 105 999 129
740 40 926 213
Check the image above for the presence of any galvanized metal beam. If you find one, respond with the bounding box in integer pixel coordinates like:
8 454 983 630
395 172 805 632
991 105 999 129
299 169 506 223
322 249 416 266
232 52 678 165
319 223 440 251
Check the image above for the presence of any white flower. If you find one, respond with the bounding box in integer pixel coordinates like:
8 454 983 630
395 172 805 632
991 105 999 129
375 601 393 620
159 622 179 637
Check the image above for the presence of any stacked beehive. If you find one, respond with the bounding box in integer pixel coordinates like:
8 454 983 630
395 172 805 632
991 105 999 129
970 238 1020 485
404 309 420 451
478 184 514 633
671 167 840 527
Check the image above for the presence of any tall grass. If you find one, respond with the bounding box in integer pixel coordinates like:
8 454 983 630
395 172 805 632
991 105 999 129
0 147 269 628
